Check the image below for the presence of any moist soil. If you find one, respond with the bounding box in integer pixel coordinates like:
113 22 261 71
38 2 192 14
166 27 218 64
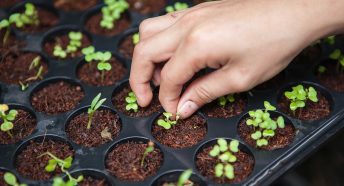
0 109 36 144
12 7 59 33
53 0 98 11
85 12 131 36
201 94 246 118
106 141 163 181
0 0 21 8
316 62 344 92
66 109 121 147
238 117 296 150
112 84 162 117
278 90 331 121
127 0 166 14
16 139 74 180
31 81 84 115
77 176 108 186
152 114 207 149
254 72 285 90
119 34 135 59
43 33 91 59
0 52 48 84
77 58 127 86
196 146 254 184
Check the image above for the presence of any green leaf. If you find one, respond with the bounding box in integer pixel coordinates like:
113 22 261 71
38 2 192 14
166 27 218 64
262 112 270 121
52 177 65 186
284 91 296 100
290 100 305 111
229 140 239 153
217 96 227 106
277 116 285 128
307 87 318 102
125 96 136 103
329 49 341 60
1 121 13 131
4 172 17 185
246 119 255 126
157 119 171 129
94 98 106 111
177 169 192 186
227 94 235 103
217 138 228 152
69 31 82 40
228 153 237 163
219 152 230 162
63 156 73 169
165 6 175 13
163 112 173 119
317 65 327 74
126 103 138 112
209 145 220 157
214 163 224 177
45 162 57 172
251 131 262 140
262 129 275 137
132 33 140 45
264 101 276 111
0 19 9 29
82 46 95 55
224 164 234 179
91 93 101 108
256 139 268 147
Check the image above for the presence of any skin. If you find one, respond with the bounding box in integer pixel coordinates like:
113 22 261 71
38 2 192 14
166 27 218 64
130 0 344 118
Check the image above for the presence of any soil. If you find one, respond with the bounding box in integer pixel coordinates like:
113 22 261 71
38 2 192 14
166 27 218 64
201 94 246 118
127 0 166 14
0 0 21 8
66 109 121 147
31 81 84 115
237 117 295 150
53 0 98 11
278 90 331 121
77 58 127 86
254 72 285 90
112 84 162 117
152 114 207 149
316 61 344 92
77 176 108 186
0 52 48 84
106 141 163 181
196 146 254 184
11 7 59 33
0 109 36 144
119 34 135 59
0 30 25 51
16 139 74 180
43 32 91 59
85 12 131 36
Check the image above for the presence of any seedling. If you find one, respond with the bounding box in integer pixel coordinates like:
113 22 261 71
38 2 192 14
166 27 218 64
177 169 193 186
125 91 138 112
141 141 154 167
9 3 39 28
246 101 285 147
329 49 344 73
317 65 327 74
323 35 335 45
132 33 140 45
157 112 180 130
209 138 240 180
87 93 106 129
0 19 10 45
100 0 129 29
217 94 235 107
166 2 189 13
53 31 83 59
25 56 44 82
3 172 27 186
284 85 318 112
52 176 83 186
0 104 18 138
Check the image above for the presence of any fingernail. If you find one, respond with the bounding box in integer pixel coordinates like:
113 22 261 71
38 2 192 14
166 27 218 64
177 101 199 118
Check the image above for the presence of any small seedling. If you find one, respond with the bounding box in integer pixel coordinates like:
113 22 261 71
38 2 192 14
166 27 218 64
157 112 179 130
132 33 140 45
3 172 27 186
101 0 129 29
177 169 193 186
9 3 39 28
246 101 285 147
52 175 83 186
53 31 83 59
0 104 18 138
329 49 344 73
323 35 335 45
166 2 189 13
87 93 106 129
317 65 327 74
141 141 154 167
209 138 240 180
25 56 44 82
284 85 318 111
125 91 138 112
217 94 235 107
0 19 10 45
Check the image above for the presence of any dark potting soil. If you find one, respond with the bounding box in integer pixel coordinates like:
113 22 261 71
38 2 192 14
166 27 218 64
0 52 48 84
127 0 166 14
316 62 344 92
43 33 91 59
254 72 285 90
0 109 36 145
0 0 21 8
196 146 254 184
31 81 84 115
152 114 207 149
12 7 59 33
237 118 295 150
16 139 74 180
77 58 127 86
77 176 108 186
278 91 331 121
201 94 246 118
66 109 121 147
112 84 162 117
119 34 135 59
106 141 163 181
53 0 98 11
85 12 131 36
292 44 321 65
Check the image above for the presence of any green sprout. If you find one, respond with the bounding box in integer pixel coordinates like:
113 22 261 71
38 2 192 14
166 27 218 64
125 91 138 112
0 104 18 138
53 31 83 59
52 175 84 186
25 56 44 82
329 49 344 73
9 3 39 28
317 65 327 74
166 2 189 13
323 35 335 45
0 19 10 45
284 85 318 112
87 93 106 129
141 141 154 167
132 33 140 45
157 112 180 130
177 169 193 186
209 138 240 180
217 94 235 107
100 0 129 29
246 101 285 147
3 172 27 186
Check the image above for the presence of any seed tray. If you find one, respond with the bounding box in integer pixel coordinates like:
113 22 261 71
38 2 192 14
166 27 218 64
0 0 344 186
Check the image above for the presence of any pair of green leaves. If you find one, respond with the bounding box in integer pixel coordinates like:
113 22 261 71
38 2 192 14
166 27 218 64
87 93 106 129
215 163 234 180
81 46 113 71
157 112 179 130
43 152 73 172
52 176 83 186
100 0 129 29
66 32 82 53
177 169 193 186
0 104 18 134
217 94 235 107
329 49 344 68
3 172 27 186
284 85 318 111
53 45 67 58
166 2 189 13
125 91 139 112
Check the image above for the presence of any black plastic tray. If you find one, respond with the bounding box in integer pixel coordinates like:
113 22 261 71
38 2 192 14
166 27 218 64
0 0 344 186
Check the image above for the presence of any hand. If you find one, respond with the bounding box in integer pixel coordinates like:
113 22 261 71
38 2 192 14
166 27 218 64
130 0 344 118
